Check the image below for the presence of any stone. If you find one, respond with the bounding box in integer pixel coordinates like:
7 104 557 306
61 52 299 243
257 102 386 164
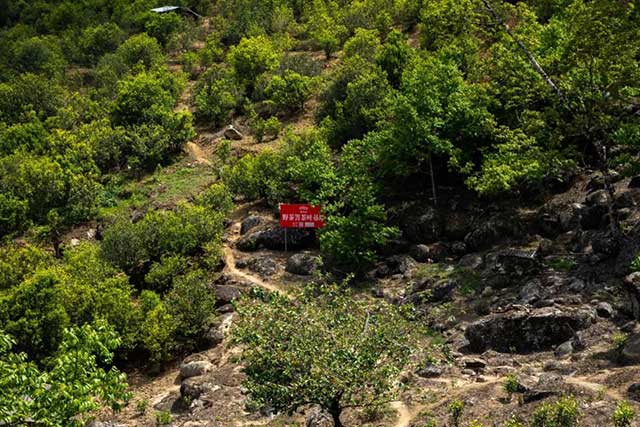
417 364 444 378
223 125 243 140
464 215 519 251
559 203 585 231
615 192 636 209
215 285 242 306
426 242 450 262
519 280 545 305
410 244 430 262
462 369 476 376
458 253 484 270
554 341 573 358
385 255 417 276
408 277 458 304
484 250 541 289
628 383 640 402
400 207 445 244
586 189 610 206
621 333 640 363
240 215 262 235
461 357 486 371
180 361 213 379
306 408 333 427
286 253 321 276
246 256 278 277
596 302 614 318
523 389 558 403
236 227 314 252
451 241 468 255
464 306 595 353
202 326 224 347
180 377 219 401
629 176 640 189
591 232 620 256
623 272 640 319
580 205 607 230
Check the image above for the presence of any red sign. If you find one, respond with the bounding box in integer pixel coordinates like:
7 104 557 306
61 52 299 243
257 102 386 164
280 204 324 229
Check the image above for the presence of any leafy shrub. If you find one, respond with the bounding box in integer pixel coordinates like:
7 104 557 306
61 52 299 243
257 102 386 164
144 254 188 294
193 65 241 127
0 270 70 360
79 23 124 65
0 322 129 427
197 182 234 216
101 203 224 277
531 396 579 427
504 374 521 400
112 72 176 126
631 254 640 272
249 114 281 143
11 36 66 78
139 296 175 365
234 284 416 426
227 36 280 94
448 399 465 427
165 270 217 350
0 244 51 290
265 70 312 113
143 12 183 47
613 401 635 427
115 33 164 70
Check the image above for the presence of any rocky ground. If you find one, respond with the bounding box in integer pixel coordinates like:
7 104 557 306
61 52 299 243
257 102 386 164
89 169 640 427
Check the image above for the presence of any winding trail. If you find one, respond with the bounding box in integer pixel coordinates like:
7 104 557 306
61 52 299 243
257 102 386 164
221 221 291 298
391 401 415 427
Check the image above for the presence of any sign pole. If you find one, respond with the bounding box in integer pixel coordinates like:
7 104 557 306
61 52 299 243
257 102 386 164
284 228 288 253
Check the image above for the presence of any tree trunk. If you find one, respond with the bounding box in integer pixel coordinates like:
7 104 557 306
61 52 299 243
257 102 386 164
328 401 343 427
481 0 565 103
428 152 438 206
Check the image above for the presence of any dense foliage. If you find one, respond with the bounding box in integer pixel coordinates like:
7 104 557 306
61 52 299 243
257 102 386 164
234 285 416 426
1 0 639 421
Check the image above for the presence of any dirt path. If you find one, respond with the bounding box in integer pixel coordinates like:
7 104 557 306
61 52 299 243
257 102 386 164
222 221 291 298
184 141 211 165
391 401 418 427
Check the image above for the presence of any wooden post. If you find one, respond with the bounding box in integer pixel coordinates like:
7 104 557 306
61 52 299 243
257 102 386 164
284 228 288 253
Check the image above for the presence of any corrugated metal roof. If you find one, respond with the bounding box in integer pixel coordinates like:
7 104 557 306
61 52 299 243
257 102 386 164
151 6 180 13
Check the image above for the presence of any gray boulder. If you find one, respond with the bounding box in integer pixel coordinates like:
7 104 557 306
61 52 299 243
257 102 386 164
236 227 314 252
464 306 595 353
306 408 333 427
465 215 519 251
400 207 445 244
240 215 263 235
247 256 278 277
180 377 218 401
286 253 321 276
624 272 640 319
214 285 241 306
622 333 640 363
224 125 243 140
180 361 213 379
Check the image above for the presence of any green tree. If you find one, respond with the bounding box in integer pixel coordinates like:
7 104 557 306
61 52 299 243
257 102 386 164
193 65 241 127
166 270 217 350
0 322 129 427
234 284 416 427
266 70 312 113
227 36 280 95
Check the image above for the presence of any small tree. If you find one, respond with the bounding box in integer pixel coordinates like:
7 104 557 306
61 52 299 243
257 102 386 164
0 322 129 427
227 36 280 95
233 284 416 427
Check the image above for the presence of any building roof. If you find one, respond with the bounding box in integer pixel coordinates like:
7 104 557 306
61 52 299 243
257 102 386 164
151 6 181 13
150 5 202 18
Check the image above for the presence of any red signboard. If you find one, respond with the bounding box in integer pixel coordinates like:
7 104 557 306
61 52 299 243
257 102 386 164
280 204 324 228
